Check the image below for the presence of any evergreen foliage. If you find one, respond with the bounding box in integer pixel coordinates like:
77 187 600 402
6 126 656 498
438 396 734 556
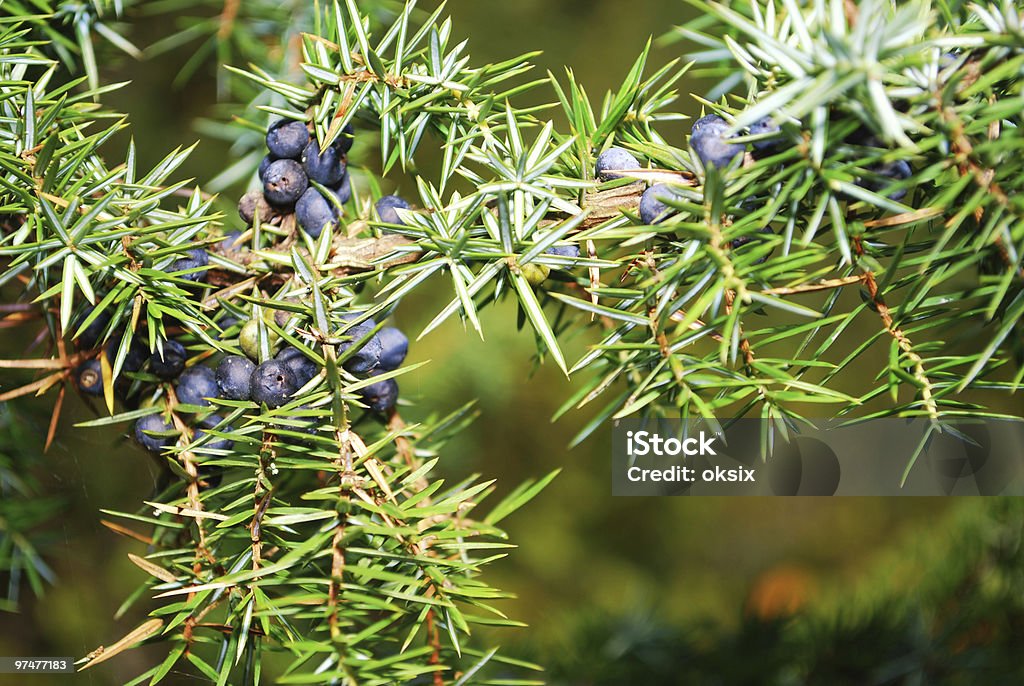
0 0 1022 683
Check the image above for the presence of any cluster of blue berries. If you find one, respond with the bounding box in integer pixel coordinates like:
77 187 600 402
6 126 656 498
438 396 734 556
845 129 913 201
239 118 417 238
135 317 406 452
71 302 409 484
685 114 913 200
597 111 913 259
218 313 408 413
72 309 179 400
69 118 425 485
239 119 355 239
595 137 777 258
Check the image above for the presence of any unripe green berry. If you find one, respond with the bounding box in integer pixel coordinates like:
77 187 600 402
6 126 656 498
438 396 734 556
522 264 550 286
240 319 279 361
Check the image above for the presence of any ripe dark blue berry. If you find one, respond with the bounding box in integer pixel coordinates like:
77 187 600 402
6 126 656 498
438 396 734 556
748 117 782 152
250 360 298 408
263 159 308 206
76 359 104 395
375 195 410 226
194 414 234 454
215 355 255 400
730 226 775 264
170 248 209 283
74 308 111 349
175 365 219 407
335 122 355 154
258 155 274 181
219 231 245 253
860 160 913 201
691 114 744 170
276 346 318 387
302 140 347 186
217 314 241 341
296 187 340 238
640 184 677 225
106 334 148 373
546 244 581 258
333 175 352 205
595 147 641 181
238 191 275 225
377 327 408 371
150 340 187 380
266 119 310 159
359 376 399 414
135 414 175 453
339 314 383 374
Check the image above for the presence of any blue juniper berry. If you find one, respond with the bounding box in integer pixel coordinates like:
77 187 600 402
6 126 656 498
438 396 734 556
691 114 744 170
302 140 347 186
258 154 274 181
169 248 209 283
263 159 308 206
640 184 678 225
150 340 187 380
729 226 776 264
333 174 352 205
216 313 241 341
76 359 104 396
276 346 319 387
859 160 913 201
193 414 234 454
359 375 399 414
134 414 176 453
595 147 641 181
266 119 310 159
375 195 410 225
215 355 255 400
377 327 408 372
175 365 219 407
296 187 340 238
105 334 148 373
335 122 355 154
74 308 111 349
546 244 581 258
748 117 782 153
339 313 383 374
218 231 246 253
250 360 298 408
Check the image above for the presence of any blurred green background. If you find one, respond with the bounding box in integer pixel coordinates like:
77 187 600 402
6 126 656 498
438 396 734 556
3 1 1016 684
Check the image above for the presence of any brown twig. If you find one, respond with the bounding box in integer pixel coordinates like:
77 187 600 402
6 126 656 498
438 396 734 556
328 452 351 642
166 389 218 656
217 0 240 41
426 607 444 686
724 288 756 367
250 429 277 571
762 275 866 296
853 236 938 419
935 96 1023 279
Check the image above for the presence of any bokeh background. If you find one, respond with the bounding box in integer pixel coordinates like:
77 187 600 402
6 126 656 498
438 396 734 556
2 1 1020 684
